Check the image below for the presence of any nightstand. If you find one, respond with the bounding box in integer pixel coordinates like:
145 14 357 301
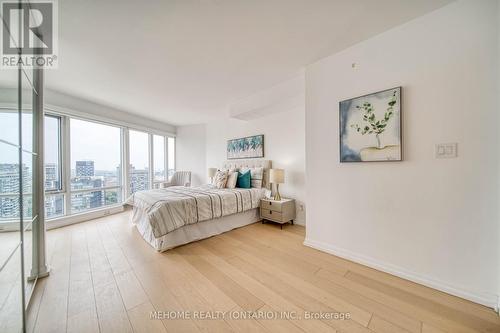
260 198 296 229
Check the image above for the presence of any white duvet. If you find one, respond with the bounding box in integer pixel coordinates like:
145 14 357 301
125 185 264 238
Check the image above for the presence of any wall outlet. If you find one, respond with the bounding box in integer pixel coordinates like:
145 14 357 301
435 143 458 159
104 209 111 216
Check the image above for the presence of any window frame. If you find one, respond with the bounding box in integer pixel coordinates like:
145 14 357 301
128 128 152 194
43 114 63 194
167 136 176 179
128 129 175 193
67 117 124 214
43 113 65 219
40 108 175 224
152 134 166 183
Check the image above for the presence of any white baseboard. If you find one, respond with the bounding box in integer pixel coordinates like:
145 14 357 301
303 238 499 310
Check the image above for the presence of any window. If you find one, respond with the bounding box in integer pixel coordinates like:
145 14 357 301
69 119 122 213
44 115 64 218
129 130 150 193
44 116 61 191
168 137 175 178
153 135 165 182
30 109 175 223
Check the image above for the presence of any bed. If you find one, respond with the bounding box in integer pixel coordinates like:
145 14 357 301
126 159 272 251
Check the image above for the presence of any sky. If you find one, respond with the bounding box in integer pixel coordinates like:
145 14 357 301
70 118 122 171
0 111 59 167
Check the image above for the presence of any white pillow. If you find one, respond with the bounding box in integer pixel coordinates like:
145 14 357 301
213 170 228 188
225 171 238 189
240 167 264 188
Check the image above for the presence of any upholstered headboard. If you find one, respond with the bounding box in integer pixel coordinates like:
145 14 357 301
222 159 272 189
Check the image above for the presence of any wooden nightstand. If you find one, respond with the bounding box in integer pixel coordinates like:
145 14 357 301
260 198 296 229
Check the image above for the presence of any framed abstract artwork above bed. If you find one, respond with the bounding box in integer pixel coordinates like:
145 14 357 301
339 87 402 162
227 134 264 159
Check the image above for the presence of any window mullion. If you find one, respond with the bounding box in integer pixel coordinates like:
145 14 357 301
148 133 153 189
165 137 170 181
165 136 169 181
122 128 130 199
56 116 63 192
62 116 71 215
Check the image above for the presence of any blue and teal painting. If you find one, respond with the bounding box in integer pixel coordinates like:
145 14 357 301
227 135 264 159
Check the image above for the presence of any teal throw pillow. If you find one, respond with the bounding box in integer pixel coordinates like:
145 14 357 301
236 170 251 188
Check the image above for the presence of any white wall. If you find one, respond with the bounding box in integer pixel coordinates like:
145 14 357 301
305 0 499 308
176 75 307 225
205 105 306 225
176 124 207 187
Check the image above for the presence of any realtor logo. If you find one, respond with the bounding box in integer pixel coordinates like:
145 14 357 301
1 0 58 68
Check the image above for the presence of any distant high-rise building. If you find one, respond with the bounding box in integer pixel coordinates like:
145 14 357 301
76 160 94 177
70 160 106 212
90 178 103 208
0 163 31 219
45 195 64 218
130 166 149 193
45 163 59 190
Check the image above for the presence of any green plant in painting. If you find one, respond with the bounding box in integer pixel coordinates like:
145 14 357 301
350 90 397 149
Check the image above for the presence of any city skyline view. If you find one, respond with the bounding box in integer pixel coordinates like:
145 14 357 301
1 111 175 222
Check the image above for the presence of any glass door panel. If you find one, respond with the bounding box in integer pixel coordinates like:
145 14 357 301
22 225 33 302
0 141 22 326
0 1 42 329
21 151 33 222
0 142 21 222
20 62 36 318
0 95 26 333
0 109 20 146
0 245 23 332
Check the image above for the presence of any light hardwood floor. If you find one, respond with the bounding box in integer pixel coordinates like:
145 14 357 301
25 212 500 333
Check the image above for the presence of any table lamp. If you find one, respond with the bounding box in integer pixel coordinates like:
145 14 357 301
208 168 217 184
269 168 284 201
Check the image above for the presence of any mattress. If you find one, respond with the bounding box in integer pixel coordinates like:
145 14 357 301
126 184 267 251
132 206 261 251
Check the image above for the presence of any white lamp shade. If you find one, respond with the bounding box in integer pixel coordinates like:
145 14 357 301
269 169 285 184
208 168 217 178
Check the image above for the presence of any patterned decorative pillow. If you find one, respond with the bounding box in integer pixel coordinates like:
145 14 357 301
225 171 238 189
213 170 228 188
240 167 264 188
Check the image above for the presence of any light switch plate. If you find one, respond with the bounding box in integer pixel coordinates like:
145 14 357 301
435 143 458 158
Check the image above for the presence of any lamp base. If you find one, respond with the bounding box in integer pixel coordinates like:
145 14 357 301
273 184 281 201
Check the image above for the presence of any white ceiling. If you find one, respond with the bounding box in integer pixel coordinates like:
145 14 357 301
13 0 455 125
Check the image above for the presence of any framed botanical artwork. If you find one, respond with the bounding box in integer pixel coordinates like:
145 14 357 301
339 87 402 162
227 135 264 159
